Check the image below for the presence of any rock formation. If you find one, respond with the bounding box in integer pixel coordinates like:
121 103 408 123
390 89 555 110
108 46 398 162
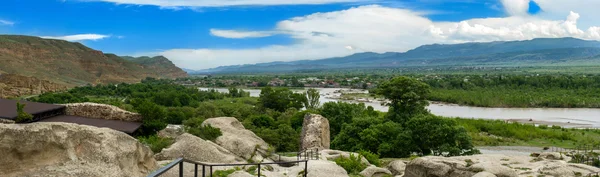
359 166 393 177
386 160 407 176
300 114 330 151
158 124 184 139
404 154 600 177
0 122 158 177
0 74 67 99
202 117 271 162
155 133 244 163
321 149 371 166
61 102 142 122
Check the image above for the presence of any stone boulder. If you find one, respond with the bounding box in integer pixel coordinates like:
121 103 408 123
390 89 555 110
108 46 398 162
473 172 497 177
300 114 330 151
360 166 393 177
62 102 142 122
386 160 407 176
0 122 158 177
285 160 348 177
202 117 270 162
0 118 15 124
538 152 569 161
155 133 244 163
404 154 600 177
158 124 184 139
321 149 371 165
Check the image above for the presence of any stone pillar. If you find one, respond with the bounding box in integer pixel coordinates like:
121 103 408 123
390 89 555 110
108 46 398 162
300 114 330 151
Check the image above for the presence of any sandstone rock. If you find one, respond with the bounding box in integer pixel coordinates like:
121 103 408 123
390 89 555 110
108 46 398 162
155 133 244 163
229 171 255 177
62 102 142 122
538 152 568 161
321 149 371 165
469 162 517 177
0 118 15 124
202 117 270 162
387 160 406 176
300 114 330 151
0 74 68 98
0 122 158 177
158 124 184 139
360 166 393 177
473 172 497 177
404 154 600 177
291 160 348 177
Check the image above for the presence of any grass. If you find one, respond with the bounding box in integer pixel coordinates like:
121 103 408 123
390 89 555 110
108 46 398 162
137 135 174 153
455 118 600 148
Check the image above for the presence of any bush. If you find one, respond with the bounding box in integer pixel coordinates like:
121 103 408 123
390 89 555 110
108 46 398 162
358 150 381 167
134 100 167 136
138 135 174 153
15 102 33 123
184 118 223 141
334 153 367 175
213 169 236 177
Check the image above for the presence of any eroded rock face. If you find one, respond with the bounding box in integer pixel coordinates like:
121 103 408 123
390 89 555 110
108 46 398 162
61 102 142 122
0 122 158 177
360 166 393 177
321 149 371 166
154 133 244 163
158 124 184 139
404 154 600 177
0 118 15 124
202 117 270 162
300 114 330 151
387 160 407 176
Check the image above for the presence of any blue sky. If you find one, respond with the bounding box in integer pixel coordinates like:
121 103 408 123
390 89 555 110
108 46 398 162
0 0 598 69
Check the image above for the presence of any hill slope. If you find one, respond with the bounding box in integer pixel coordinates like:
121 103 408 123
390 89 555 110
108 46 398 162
198 38 600 73
0 35 186 87
121 56 187 78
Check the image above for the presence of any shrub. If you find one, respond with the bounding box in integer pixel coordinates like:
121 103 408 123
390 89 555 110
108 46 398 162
334 154 367 175
184 117 223 141
213 169 236 177
138 135 174 153
358 150 381 167
15 102 33 123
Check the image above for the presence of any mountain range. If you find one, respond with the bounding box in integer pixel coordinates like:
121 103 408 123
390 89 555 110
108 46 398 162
195 38 600 74
0 35 186 98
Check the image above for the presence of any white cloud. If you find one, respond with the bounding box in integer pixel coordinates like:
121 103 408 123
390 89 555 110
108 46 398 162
210 29 276 39
0 19 14 26
155 4 600 70
500 0 529 16
40 34 110 41
89 0 365 7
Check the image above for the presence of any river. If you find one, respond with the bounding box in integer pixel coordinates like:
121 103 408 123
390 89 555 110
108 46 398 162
199 87 600 128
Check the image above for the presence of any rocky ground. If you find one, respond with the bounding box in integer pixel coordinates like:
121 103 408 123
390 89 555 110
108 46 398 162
1 113 599 177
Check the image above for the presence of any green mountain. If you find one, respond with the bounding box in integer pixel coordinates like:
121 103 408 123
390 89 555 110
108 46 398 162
198 38 600 73
121 56 187 78
0 35 187 88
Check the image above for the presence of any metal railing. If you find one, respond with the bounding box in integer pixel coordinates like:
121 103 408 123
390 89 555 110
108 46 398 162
147 158 309 177
297 149 320 161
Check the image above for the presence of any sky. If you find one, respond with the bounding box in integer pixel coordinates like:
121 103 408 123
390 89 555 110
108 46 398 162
1 0 600 70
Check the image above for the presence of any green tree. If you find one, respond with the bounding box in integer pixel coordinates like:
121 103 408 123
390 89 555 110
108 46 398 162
135 100 167 136
405 115 479 156
259 87 306 112
183 117 223 141
319 102 367 137
376 76 431 124
15 102 33 123
305 88 321 110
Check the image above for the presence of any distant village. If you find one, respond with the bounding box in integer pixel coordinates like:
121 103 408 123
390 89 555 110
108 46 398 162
176 76 378 89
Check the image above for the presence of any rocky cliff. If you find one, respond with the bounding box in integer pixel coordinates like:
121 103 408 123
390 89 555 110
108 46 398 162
0 35 187 96
0 122 158 177
121 56 188 78
0 73 68 98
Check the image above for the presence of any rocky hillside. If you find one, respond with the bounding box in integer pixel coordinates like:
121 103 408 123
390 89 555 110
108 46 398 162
0 74 68 98
121 56 187 79
0 35 187 90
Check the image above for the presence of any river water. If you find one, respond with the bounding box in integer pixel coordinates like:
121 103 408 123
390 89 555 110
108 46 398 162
199 88 600 128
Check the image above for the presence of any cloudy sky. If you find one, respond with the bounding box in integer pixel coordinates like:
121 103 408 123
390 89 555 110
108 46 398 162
1 0 599 70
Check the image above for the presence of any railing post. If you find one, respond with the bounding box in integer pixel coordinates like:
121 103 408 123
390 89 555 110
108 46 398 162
304 161 308 177
202 165 206 177
194 164 198 177
258 164 261 177
210 166 213 177
179 161 183 177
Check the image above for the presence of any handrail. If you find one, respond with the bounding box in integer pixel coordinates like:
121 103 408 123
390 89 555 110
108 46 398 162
147 158 309 177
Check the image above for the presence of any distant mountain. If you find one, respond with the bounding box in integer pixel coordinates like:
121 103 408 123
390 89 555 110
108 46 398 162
121 56 187 78
197 38 600 73
0 35 187 96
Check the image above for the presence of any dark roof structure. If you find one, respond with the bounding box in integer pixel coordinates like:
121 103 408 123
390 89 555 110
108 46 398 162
0 98 142 134
0 99 65 119
39 115 142 134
